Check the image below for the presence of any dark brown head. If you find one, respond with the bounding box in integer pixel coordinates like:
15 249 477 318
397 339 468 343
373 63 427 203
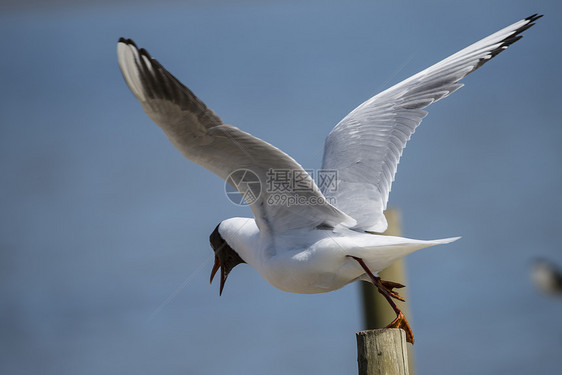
209 223 245 295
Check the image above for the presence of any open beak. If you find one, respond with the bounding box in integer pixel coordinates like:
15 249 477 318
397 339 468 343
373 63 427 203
210 255 220 284
209 223 245 296
210 255 227 296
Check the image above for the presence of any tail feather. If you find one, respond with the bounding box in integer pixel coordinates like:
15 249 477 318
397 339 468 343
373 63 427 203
348 235 461 274
432 236 462 245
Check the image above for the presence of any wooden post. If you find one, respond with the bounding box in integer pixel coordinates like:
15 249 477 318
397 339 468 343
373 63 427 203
359 209 416 373
356 328 409 375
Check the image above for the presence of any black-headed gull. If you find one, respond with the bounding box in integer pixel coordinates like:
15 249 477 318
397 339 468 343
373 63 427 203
117 14 541 343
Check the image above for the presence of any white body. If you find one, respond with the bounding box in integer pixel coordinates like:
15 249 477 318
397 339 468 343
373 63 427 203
219 217 458 294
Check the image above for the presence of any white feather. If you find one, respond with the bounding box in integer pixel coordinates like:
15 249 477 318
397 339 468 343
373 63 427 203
321 15 541 232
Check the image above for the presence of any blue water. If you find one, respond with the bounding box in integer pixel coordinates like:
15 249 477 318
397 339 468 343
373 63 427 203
1 1 561 374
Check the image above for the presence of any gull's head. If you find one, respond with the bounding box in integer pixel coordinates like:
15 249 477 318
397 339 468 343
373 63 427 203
209 222 245 295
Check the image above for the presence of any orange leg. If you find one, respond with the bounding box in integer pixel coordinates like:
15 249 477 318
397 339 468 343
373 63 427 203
348 255 414 344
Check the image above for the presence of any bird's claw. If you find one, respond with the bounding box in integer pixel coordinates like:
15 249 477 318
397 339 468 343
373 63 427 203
346 255 413 343
386 312 414 344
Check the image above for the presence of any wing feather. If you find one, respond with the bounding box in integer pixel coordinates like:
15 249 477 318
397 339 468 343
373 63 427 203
118 38 356 234
321 14 542 232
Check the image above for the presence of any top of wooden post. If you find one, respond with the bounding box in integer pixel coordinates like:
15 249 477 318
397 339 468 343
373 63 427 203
356 328 409 375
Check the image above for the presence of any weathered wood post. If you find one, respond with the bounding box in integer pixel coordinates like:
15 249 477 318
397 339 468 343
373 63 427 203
356 328 409 375
357 209 414 374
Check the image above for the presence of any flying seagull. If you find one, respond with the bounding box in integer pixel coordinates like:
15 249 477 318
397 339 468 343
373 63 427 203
117 14 541 343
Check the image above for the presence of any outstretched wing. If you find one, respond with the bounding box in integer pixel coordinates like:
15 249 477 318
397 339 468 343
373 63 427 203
117 38 355 234
321 14 542 232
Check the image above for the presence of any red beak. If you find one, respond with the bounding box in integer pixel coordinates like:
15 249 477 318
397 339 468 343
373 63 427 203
209 255 227 296
210 255 220 284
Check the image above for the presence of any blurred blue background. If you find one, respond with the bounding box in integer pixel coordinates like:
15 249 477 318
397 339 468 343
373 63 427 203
1 1 561 374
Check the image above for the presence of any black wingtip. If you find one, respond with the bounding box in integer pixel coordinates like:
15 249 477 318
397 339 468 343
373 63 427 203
139 47 153 60
472 14 543 72
118 37 138 48
117 37 153 61
497 13 543 50
118 38 156 63
525 14 544 23
492 13 543 52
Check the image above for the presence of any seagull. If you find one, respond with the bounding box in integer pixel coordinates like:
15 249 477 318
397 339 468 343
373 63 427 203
117 14 541 343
